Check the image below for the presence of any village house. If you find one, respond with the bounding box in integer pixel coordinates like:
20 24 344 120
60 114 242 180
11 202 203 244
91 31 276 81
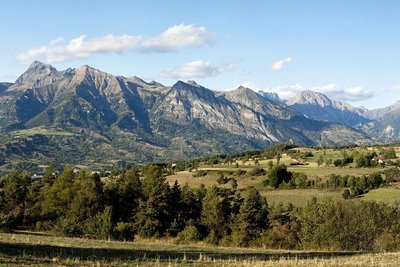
372 156 389 164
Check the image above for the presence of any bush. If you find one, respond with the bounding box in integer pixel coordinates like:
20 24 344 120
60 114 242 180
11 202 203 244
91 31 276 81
194 170 207 177
217 174 230 185
84 206 113 240
230 229 249 247
374 230 400 252
342 189 351 199
234 169 246 176
334 156 354 167
264 164 292 188
204 230 219 245
175 225 201 244
260 223 299 250
292 173 309 189
114 222 135 241
248 167 266 176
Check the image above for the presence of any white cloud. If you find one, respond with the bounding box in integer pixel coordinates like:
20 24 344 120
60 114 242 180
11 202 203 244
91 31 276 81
17 24 213 64
392 85 400 91
271 57 292 71
161 60 238 79
246 82 375 102
141 24 213 52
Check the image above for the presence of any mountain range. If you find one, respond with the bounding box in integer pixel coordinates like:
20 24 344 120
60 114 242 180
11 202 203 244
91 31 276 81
0 61 398 169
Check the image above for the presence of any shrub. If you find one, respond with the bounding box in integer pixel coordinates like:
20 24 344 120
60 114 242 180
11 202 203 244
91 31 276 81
374 230 400 252
84 206 113 240
248 167 266 176
204 230 219 245
342 189 351 199
114 222 135 241
230 229 249 247
260 223 300 250
264 164 292 188
230 178 238 190
194 170 207 177
217 174 230 185
175 225 201 244
234 169 246 176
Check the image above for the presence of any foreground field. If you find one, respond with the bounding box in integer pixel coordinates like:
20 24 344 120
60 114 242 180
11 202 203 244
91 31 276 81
0 232 398 266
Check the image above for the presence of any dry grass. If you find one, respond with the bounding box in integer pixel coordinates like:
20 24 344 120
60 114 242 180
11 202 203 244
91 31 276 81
260 189 342 207
166 171 221 188
0 232 399 266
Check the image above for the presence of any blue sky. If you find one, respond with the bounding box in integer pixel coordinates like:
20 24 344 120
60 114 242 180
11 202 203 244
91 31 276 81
1 0 399 109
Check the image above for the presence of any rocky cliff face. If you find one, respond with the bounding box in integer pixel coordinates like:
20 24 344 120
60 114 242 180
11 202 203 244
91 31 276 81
287 90 370 127
258 91 284 103
0 62 374 167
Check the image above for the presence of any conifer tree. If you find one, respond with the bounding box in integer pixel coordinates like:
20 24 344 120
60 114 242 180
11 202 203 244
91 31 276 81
201 186 226 239
134 165 172 237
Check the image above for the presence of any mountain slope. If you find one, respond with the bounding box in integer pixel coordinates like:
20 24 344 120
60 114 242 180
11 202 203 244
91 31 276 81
366 100 400 119
258 91 284 103
0 62 373 169
287 90 370 127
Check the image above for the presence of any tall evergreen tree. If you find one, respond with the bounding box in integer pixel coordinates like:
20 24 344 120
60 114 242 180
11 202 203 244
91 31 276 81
105 168 142 223
41 167 75 221
231 187 269 246
201 186 226 239
1 169 31 229
134 165 172 237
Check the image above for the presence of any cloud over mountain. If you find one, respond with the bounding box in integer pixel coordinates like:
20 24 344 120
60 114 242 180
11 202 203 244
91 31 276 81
161 60 237 79
266 83 375 102
17 24 213 64
271 57 292 71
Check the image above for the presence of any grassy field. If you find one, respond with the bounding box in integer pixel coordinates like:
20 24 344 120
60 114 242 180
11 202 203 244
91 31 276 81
286 166 378 177
12 127 76 137
166 146 400 208
0 232 398 266
261 189 342 207
361 188 400 204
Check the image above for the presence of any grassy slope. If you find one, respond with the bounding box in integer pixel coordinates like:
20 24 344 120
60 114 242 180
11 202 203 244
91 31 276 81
166 148 400 207
361 188 400 204
0 232 397 266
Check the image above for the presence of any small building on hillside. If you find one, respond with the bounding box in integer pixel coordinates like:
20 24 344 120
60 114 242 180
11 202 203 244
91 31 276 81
372 156 388 164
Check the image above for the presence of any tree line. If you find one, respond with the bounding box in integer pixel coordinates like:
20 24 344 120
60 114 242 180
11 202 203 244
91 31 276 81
1 166 400 251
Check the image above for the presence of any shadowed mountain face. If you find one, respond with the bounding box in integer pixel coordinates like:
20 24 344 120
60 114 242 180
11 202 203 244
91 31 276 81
0 62 373 167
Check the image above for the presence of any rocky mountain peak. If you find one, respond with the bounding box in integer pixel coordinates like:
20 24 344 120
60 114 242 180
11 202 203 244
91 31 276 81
169 80 217 102
258 91 283 103
287 90 370 127
367 100 400 119
187 80 200 87
288 90 332 107
227 86 261 101
128 76 165 88
28 61 56 72
235 85 252 92
75 65 114 84
15 61 58 85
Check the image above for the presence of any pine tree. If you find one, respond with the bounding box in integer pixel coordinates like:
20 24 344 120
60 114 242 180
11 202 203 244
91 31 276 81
232 187 269 246
134 165 172 237
201 186 226 240
41 167 75 221
1 169 31 229
105 168 142 223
